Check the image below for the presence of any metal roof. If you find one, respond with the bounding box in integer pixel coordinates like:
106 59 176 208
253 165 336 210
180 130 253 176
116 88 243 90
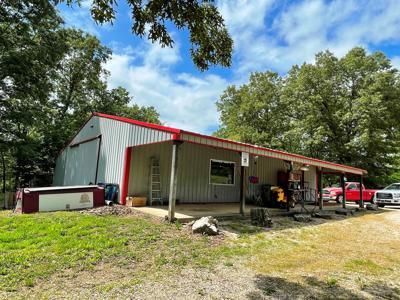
92 112 367 175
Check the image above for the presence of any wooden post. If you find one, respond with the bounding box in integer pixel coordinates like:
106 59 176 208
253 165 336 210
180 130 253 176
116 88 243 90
239 166 245 215
318 168 323 210
341 173 346 209
168 141 180 222
359 175 364 208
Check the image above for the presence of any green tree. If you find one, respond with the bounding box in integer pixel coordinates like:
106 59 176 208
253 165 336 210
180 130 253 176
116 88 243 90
60 0 233 71
1 4 161 188
0 0 66 188
216 48 400 186
216 72 292 150
42 29 161 184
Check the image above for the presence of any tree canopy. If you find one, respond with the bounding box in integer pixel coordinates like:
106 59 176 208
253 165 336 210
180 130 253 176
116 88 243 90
60 0 233 71
0 1 161 189
216 48 400 186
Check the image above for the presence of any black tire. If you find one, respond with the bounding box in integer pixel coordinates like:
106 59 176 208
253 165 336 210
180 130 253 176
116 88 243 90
355 201 359 205
336 195 343 204
378 204 385 208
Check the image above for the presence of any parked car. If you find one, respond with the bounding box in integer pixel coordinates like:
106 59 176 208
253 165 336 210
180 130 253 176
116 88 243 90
375 183 400 207
322 182 378 204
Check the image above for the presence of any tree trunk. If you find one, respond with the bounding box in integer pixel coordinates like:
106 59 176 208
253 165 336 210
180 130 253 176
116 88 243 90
250 208 273 227
1 150 6 209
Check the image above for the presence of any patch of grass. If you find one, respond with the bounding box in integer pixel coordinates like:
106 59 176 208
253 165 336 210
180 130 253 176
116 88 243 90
326 276 338 287
2 209 400 298
344 259 386 275
224 261 234 267
224 222 264 235
0 211 214 291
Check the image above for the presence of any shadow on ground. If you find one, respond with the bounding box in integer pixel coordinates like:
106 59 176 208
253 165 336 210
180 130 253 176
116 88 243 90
219 209 386 235
246 275 400 300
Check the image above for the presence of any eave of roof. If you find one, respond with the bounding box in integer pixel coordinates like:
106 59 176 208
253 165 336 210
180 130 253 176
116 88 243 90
93 112 367 175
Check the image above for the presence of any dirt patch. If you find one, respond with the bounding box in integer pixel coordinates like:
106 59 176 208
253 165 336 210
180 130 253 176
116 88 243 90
81 205 160 219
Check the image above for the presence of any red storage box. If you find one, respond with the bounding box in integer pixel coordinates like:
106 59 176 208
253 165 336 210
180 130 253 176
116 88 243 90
16 186 105 213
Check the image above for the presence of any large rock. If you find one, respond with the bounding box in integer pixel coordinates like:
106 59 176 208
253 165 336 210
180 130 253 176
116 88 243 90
366 203 378 211
192 216 219 235
250 208 273 227
335 208 354 216
313 211 334 219
293 214 312 222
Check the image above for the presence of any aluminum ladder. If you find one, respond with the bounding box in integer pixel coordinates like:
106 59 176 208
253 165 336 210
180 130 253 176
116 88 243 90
150 158 163 205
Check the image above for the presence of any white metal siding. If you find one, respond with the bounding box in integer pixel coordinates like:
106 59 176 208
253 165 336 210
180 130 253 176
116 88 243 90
180 133 363 175
128 142 172 201
176 142 241 203
53 150 67 186
127 142 316 204
246 155 287 198
53 116 173 201
63 139 99 185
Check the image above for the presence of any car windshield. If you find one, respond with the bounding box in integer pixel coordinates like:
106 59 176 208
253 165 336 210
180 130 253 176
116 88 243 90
384 184 400 190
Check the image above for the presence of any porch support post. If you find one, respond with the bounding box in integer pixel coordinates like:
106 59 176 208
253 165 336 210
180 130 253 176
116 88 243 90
359 175 364 208
239 166 245 215
318 168 323 210
341 173 346 209
121 147 132 205
168 141 180 222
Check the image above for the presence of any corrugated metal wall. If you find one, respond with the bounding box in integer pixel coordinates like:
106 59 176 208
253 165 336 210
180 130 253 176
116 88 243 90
246 155 287 199
177 142 241 203
127 141 317 204
180 133 363 175
53 116 173 198
304 165 317 190
128 142 172 200
62 138 99 185
54 115 319 203
53 150 67 186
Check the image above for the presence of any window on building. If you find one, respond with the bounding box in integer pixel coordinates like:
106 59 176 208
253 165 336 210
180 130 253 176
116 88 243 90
210 160 235 185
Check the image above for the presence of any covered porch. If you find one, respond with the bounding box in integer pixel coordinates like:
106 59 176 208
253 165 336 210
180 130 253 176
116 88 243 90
121 131 367 222
132 202 348 222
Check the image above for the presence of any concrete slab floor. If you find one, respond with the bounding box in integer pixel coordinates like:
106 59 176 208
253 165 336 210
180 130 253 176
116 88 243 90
131 202 345 222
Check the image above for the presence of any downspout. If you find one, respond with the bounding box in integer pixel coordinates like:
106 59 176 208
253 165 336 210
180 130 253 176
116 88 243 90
94 135 102 184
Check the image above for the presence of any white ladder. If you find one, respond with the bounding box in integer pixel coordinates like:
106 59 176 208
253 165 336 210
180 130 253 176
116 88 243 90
150 158 163 205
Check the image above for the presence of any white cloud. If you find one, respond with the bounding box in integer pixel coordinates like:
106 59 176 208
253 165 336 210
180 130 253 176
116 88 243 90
63 0 400 134
105 41 228 133
58 1 111 36
391 56 400 70
218 0 400 74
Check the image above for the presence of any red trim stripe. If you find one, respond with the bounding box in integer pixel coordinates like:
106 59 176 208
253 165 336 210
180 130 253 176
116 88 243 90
121 147 132 205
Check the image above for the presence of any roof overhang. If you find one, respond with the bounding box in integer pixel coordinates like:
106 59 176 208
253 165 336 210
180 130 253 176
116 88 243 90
89 112 367 176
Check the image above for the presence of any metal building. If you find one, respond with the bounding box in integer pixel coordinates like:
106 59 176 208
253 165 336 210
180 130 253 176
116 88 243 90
53 112 367 220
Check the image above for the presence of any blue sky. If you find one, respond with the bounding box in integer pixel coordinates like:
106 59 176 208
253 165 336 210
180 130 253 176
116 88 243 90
59 0 400 134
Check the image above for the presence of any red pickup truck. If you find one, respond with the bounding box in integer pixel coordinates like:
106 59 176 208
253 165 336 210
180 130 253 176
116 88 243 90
322 182 377 204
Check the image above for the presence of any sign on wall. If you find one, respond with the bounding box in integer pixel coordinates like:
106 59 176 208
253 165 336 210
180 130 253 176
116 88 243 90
241 152 249 167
